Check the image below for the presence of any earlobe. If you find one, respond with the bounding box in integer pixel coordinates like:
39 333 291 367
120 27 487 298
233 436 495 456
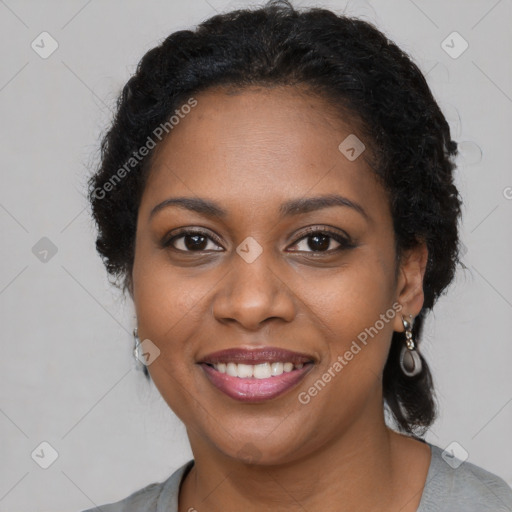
393 242 428 332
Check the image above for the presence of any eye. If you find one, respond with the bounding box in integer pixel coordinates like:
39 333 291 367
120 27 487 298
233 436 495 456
287 227 355 253
163 229 224 252
162 227 355 254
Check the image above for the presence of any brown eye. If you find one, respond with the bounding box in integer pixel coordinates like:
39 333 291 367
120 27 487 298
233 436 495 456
307 233 336 251
288 228 355 253
163 230 224 252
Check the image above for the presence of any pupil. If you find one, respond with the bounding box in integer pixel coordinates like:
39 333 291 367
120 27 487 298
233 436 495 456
308 234 330 251
185 234 207 250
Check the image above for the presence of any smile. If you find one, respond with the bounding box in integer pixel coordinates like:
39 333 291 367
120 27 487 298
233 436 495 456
210 361 305 378
198 347 315 402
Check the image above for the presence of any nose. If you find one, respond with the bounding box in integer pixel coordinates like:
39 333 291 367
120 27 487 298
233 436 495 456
211 251 297 331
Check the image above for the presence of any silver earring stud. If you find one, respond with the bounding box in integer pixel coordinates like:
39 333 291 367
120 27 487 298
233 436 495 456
399 314 422 377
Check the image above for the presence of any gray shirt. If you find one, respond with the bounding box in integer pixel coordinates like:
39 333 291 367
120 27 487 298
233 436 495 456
83 442 512 511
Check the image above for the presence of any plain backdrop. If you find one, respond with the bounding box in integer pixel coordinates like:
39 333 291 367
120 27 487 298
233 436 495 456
1 0 511 510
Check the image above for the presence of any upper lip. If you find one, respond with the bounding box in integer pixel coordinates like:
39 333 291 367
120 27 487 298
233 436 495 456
198 347 315 365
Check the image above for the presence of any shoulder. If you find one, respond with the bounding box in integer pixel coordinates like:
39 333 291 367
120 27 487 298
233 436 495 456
81 460 194 512
418 443 512 511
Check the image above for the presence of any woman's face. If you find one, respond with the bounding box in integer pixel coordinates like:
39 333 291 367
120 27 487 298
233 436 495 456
131 86 423 465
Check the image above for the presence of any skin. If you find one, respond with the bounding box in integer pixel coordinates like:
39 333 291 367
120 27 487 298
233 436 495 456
130 85 431 512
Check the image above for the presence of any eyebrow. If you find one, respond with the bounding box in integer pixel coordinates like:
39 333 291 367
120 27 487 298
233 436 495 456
149 194 368 221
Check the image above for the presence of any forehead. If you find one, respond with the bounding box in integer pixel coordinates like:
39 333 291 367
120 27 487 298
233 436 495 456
142 86 384 217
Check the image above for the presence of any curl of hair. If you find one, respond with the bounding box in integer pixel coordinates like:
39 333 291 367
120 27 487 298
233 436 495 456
88 0 462 435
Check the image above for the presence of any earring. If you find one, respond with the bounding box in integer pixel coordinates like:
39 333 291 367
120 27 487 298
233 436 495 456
399 315 422 377
133 327 143 366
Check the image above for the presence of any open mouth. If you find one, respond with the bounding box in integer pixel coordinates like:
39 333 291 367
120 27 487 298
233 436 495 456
204 361 311 378
198 347 315 402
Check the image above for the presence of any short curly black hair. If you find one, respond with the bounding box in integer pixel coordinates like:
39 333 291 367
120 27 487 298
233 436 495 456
87 0 462 436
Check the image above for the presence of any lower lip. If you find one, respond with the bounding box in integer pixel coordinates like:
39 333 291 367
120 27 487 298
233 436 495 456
200 363 313 402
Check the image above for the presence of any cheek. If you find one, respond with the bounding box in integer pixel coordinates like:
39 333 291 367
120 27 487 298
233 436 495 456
132 237 209 339
133 272 205 423
131 240 227 415
291 259 399 432
303 248 398 364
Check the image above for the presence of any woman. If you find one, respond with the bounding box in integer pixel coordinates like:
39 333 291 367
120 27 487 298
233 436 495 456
85 1 512 510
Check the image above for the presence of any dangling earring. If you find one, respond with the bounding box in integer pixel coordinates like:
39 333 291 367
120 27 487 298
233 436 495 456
399 314 422 377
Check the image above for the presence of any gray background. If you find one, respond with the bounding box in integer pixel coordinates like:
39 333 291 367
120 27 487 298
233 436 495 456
1 0 511 510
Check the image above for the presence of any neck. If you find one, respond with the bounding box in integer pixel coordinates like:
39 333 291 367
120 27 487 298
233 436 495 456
178 410 422 512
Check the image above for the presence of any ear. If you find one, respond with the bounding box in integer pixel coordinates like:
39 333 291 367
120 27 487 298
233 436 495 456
393 241 428 333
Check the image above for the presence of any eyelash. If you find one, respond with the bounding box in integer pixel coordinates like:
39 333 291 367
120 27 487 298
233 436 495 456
161 226 356 254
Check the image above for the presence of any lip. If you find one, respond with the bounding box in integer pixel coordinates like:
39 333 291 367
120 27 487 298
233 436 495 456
199 347 314 365
198 347 315 403
200 362 314 402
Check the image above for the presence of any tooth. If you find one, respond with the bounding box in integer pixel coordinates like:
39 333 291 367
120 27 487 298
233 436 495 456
253 362 272 379
226 362 238 377
270 362 284 376
237 363 254 378
215 361 303 378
